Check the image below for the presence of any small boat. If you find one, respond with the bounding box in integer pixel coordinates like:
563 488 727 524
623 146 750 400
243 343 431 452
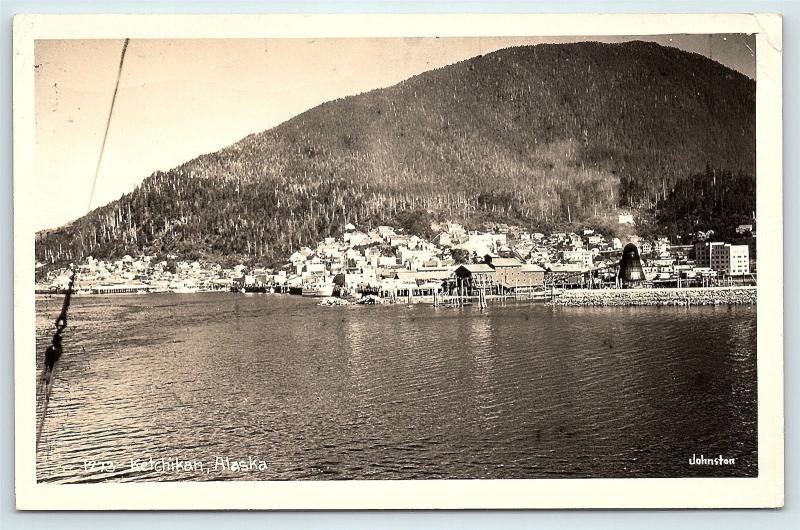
302 281 334 297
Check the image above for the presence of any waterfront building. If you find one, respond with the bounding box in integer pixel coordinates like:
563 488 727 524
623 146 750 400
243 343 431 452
453 264 496 293
482 255 544 289
713 245 750 276
91 283 151 294
334 269 378 291
376 277 442 300
483 255 522 285
545 263 591 289
394 269 452 284
618 243 646 288
694 239 712 267
694 242 750 276
519 264 546 287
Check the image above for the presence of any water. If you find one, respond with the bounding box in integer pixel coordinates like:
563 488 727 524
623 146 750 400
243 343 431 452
35 293 757 483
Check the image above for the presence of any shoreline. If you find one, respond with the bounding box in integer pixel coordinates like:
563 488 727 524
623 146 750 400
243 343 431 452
36 286 759 308
549 286 757 307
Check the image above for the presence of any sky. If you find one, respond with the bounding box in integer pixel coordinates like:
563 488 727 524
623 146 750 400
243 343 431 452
34 34 756 231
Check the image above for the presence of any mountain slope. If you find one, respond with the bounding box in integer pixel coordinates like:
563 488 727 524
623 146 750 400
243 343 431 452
36 41 756 266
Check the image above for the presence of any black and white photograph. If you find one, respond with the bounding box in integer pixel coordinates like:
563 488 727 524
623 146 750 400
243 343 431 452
12 13 783 510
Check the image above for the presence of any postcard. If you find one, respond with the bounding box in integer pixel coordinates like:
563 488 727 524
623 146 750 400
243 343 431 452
13 13 783 509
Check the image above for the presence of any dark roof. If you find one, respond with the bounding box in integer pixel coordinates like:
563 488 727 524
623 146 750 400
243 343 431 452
455 264 494 274
618 243 646 283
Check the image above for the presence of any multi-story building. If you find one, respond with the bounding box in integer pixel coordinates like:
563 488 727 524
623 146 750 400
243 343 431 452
561 249 594 269
718 244 750 276
695 242 750 276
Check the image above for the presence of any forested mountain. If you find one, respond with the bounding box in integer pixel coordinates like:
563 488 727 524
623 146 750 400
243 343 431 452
36 41 755 267
654 167 756 242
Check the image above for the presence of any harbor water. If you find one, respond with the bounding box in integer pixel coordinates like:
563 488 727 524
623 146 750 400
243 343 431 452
35 293 757 482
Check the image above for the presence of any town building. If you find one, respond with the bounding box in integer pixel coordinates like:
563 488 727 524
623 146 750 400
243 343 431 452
432 232 452 247
483 255 544 288
377 226 396 239
561 249 594 269
654 238 670 256
695 242 750 276
587 234 603 246
452 264 496 294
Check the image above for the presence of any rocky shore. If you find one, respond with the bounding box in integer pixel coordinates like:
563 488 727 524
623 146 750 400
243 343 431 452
549 286 757 307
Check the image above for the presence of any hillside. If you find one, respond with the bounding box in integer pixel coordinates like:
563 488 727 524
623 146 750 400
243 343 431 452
36 41 756 267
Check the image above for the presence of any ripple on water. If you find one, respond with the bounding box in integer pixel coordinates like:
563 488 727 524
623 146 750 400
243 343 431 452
35 294 757 482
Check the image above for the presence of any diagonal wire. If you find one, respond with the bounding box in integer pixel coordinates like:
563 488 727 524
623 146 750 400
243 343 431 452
37 38 131 452
87 38 130 213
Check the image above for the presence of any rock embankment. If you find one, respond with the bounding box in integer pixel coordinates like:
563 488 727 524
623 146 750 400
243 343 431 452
549 287 757 307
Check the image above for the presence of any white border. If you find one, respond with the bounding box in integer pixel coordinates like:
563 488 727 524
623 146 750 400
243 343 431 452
13 13 783 510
